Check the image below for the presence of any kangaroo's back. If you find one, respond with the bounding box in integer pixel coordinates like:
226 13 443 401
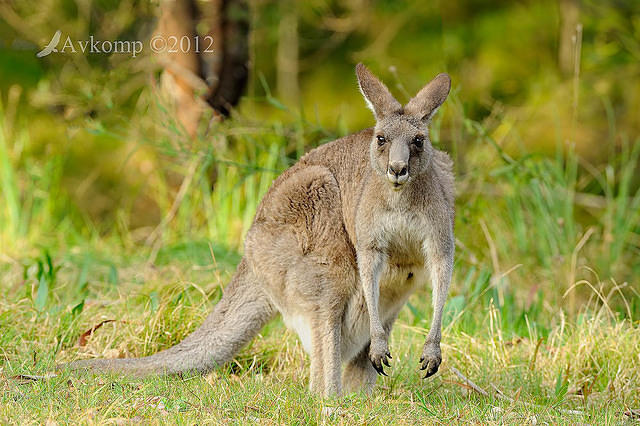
254 128 373 245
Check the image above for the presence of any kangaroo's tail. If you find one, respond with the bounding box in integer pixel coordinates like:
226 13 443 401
58 258 275 377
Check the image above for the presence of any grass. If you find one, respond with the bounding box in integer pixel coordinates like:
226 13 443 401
1 87 640 423
1 258 638 424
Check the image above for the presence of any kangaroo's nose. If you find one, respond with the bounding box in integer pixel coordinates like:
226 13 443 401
388 162 408 178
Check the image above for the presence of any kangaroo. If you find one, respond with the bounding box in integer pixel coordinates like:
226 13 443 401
61 63 454 397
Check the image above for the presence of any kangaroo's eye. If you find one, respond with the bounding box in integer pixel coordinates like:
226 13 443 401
412 135 424 148
376 135 386 146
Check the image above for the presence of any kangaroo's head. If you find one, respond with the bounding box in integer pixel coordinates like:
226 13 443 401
356 63 450 190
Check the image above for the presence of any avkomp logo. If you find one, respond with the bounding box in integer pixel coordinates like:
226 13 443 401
36 30 62 57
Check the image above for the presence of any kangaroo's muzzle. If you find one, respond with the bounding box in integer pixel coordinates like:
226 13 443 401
387 161 409 188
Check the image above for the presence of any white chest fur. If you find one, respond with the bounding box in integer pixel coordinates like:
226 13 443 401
378 210 429 265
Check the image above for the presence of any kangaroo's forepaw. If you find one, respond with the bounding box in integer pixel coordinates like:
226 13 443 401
369 339 391 376
419 343 441 378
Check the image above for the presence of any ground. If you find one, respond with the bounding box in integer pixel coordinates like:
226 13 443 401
1 251 638 425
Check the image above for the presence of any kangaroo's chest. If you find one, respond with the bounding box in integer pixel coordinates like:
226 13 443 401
378 209 428 264
341 212 429 360
341 261 426 362
367 209 430 311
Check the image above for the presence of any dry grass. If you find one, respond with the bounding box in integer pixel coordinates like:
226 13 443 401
1 257 638 424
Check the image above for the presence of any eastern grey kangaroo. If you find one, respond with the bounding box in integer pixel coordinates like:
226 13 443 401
62 63 455 397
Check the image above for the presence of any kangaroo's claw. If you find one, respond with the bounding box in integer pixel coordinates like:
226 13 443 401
369 340 392 376
419 343 442 379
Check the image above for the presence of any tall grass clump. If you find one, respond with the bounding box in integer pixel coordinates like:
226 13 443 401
437 101 640 324
0 97 77 254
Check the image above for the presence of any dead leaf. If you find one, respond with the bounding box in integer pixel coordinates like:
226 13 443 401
624 409 640 420
11 373 58 384
77 320 116 346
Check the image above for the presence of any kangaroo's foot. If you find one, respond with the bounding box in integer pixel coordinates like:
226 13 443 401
419 341 441 378
343 343 377 395
368 336 391 376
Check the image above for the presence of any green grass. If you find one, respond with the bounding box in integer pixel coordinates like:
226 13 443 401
1 257 638 424
1 85 640 423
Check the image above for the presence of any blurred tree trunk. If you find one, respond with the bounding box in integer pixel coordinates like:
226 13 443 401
155 0 249 138
156 0 206 138
558 0 580 76
204 0 249 117
276 0 299 106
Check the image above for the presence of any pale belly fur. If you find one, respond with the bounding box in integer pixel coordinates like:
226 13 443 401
281 264 426 364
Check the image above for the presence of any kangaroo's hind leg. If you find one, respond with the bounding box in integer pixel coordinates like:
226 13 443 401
309 319 324 394
321 313 343 396
343 311 400 394
244 165 357 397
289 261 350 397
342 343 377 394
308 313 342 396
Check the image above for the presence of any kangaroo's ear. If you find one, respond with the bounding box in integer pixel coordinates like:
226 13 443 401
356 63 401 120
404 73 451 122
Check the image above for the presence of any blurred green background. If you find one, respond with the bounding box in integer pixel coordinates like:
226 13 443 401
1 0 639 321
2 3 640 420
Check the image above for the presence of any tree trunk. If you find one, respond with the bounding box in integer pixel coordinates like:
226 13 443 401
155 0 249 137
204 0 250 117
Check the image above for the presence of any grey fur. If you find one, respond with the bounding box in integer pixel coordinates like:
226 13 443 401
61 63 454 397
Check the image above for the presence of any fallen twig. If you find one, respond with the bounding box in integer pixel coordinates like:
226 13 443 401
450 366 489 396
